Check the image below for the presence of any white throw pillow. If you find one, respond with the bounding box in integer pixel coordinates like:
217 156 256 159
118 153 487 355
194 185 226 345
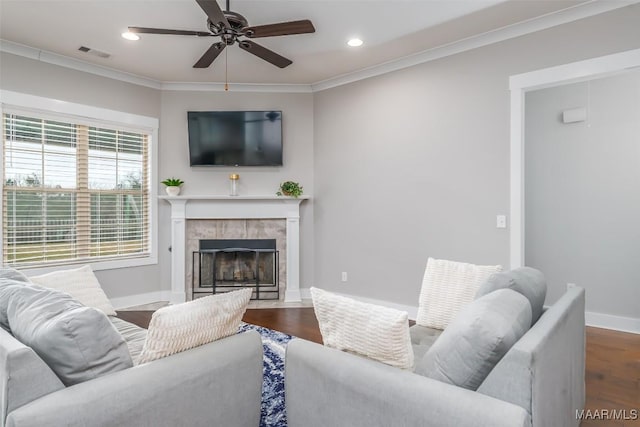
29 265 116 316
416 258 502 330
137 288 252 364
311 287 414 370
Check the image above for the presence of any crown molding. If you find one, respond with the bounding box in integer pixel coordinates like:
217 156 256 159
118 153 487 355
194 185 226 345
0 39 312 93
2 0 638 94
161 81 312 93
311 0 640 92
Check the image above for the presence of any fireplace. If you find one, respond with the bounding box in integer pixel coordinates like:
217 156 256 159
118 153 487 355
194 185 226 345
192 239 279 300
160 195 307 304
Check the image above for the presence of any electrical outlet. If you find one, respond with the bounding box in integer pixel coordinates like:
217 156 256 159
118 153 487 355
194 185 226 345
496 215 507 229
341 272 348 282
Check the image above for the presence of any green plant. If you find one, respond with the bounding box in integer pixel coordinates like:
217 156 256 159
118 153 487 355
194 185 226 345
161 178 184 187
276 181 303 198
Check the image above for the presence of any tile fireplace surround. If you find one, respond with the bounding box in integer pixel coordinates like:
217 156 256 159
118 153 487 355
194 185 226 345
159 195 309 303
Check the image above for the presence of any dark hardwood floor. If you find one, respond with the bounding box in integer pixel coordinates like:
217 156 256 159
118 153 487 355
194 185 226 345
582 327 640 427
242 308 322 344
116 308 323 343
116 310 153 329
117 308 639 426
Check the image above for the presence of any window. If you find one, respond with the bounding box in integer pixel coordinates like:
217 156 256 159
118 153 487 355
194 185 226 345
2 108 153 268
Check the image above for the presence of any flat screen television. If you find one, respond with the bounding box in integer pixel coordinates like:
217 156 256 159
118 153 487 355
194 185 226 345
187 111 283 166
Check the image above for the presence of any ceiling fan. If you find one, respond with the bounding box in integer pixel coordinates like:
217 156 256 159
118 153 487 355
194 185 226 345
128 0 315 69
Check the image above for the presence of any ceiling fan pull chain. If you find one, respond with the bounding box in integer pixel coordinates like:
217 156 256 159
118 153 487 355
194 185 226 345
225 47 229 91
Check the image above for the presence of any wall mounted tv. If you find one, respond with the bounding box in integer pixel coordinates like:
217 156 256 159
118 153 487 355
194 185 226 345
187 111 283 166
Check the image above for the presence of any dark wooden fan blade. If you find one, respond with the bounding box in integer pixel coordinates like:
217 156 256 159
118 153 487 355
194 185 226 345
238 40 292 68
195 0 229 28
243 19 315 38
128 27 212 37
193 42 226 68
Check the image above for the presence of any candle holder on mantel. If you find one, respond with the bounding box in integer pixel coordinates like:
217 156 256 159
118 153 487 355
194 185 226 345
229 174 240 196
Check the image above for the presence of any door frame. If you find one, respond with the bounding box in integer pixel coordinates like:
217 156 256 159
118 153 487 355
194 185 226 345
509 48 640 268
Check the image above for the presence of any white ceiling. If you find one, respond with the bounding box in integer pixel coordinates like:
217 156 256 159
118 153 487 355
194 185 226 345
0 0 591 85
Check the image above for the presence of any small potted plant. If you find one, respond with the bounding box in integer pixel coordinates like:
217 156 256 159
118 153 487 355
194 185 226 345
276 181 303 198
161 178 184 196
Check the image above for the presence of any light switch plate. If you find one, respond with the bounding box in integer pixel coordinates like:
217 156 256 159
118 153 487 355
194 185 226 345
496 215 507 229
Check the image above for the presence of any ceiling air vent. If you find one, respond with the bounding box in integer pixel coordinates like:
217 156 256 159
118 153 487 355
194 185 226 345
78 46 111 59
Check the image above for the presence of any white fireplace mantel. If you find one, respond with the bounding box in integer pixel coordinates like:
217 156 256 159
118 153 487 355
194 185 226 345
159 195 310 304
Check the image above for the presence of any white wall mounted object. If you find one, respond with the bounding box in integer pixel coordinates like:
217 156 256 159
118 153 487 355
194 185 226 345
562 107 587 123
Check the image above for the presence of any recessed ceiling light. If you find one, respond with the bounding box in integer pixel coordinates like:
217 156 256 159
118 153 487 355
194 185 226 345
347 38 363 47
121 31 140 41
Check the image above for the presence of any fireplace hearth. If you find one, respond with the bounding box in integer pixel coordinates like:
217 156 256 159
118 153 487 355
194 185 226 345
192 239 279 300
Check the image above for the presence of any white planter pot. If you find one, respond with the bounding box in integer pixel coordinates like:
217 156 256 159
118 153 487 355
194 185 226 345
165 186 181 196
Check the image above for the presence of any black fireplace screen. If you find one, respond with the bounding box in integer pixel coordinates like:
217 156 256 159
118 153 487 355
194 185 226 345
192 239 279 300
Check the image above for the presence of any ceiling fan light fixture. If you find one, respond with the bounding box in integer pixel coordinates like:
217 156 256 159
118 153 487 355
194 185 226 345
347 38 363 47
128 0 315 69
121 31 140 41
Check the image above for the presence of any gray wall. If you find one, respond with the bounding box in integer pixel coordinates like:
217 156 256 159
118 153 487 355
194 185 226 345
525 71 640 319
312 4 640 309
0 52 163 299
157 90 314 294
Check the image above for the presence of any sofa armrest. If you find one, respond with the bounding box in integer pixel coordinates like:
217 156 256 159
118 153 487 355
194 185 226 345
285 339 530 427
0 329 65 425
6 331 263 427
477 286 586 427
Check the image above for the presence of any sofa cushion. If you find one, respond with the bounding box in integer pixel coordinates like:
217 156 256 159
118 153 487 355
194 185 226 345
415 289 532 391
410 324 442 346
6 284 132 386
311 287 414 370
137 289 252 364
0 278 31 332
29 264 117 316
0 267 30 283
110 316 148 364
416 258 503 330
409 325 442 362
475 267 547 324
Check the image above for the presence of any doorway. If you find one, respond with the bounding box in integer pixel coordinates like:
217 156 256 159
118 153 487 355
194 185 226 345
510 49 640 332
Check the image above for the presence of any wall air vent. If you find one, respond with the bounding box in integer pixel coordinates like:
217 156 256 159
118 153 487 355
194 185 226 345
77 46 111 59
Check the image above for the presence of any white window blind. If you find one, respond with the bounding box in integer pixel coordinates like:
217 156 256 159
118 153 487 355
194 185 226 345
2 112 150 267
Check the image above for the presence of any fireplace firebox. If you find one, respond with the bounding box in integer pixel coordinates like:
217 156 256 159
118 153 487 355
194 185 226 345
192 239 279 300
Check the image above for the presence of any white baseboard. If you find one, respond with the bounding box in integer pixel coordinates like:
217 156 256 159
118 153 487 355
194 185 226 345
300 288 419 319
110 291 172 310
586 311 640 334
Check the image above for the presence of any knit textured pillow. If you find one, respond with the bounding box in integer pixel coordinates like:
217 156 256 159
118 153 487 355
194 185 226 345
311 287 414 370
29 265 116 316
137 289 252 364
416 258 502 330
